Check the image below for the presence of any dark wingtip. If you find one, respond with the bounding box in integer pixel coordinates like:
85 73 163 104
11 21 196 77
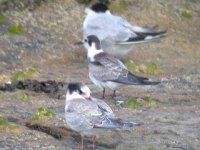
123 121 144 128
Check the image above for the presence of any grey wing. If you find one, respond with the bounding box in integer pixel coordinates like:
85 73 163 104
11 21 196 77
84 14 135 42
65 99 106 131
90 97 114 117
89 54 128 82
90 53 150 85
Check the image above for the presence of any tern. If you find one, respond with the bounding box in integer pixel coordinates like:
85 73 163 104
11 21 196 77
84 35 160 98
65 83 142 149
83 2 166 57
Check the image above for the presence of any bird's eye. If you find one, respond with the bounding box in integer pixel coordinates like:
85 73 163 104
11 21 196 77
84 39 88 42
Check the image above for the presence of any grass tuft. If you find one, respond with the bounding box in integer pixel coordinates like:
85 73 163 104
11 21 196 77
0 116 20 132
0 15 6 25
181 10 192 19
123 98 141 109
125 60 137 73
147 146 157 150
123 97 160 109
145 63 160 75
17 93 31 102
32 107 55 120
12 67 37 81
8 23 26 35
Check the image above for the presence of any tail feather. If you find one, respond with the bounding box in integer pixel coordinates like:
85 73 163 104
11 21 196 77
116 30 167 45
113 72 160 85
94 118 142 129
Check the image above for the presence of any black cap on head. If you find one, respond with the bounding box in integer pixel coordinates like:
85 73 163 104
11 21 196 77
87 35 101 50
91 3 108 13
67 83 82 94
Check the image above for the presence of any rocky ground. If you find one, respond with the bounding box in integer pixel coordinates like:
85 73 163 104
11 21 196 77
0 0 200 150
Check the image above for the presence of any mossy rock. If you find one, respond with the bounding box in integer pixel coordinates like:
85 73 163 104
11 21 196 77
8 23 26 35
32 107 55 120
181 10 192 19
0 15 6 25
145 63 160 75
12 67 37 81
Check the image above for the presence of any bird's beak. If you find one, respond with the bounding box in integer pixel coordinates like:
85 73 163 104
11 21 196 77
74 41 83 45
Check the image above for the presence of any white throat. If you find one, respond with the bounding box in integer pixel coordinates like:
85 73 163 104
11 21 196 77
66 92 84 101
87 43 103 62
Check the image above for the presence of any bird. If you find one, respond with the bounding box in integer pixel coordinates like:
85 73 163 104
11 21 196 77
83 2 166 57
65 83 142 150
84 35 160 98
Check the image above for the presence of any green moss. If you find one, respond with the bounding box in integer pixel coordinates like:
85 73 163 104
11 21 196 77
145 63 160 75
181 10 192 19
110 0 128 12
123 97 160 109
0 15 6 25
12 67 37 81
8 23 26 35
143 97 160 107
17 93 31 102
0 117 9 127
0 116 19 131
123 98 141 109
147 146 157 150
125 60 137 73
32 107 55 120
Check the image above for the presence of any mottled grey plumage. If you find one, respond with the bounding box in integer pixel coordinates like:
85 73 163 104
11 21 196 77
65 83 140 133
85 35 160 98
83 3 166 57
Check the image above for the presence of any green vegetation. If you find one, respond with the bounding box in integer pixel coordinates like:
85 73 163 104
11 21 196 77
143 97 160 107
0 15 6 25
181 10 192 19
125 60 160 75
125 60 137 73
12 67 37 81
17 93 31 102
110 0 128 12
123 98 141 109
147 146 157 150
32 107 55 120
123 97 160 109
8 23 26 35
145 63 160 75
0 116 19 131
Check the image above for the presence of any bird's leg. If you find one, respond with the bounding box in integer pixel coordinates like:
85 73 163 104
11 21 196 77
86 136 96 150
112 90 116 98
77 135 84 150
92 136 96 150
102 88 105 99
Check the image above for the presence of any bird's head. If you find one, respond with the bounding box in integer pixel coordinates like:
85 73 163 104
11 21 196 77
66 83 91 101
83 35 103 61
